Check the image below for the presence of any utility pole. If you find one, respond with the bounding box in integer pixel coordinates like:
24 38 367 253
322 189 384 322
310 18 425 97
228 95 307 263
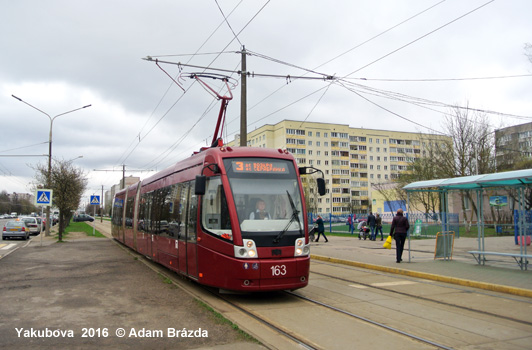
101 185 104 222
240 46 247 147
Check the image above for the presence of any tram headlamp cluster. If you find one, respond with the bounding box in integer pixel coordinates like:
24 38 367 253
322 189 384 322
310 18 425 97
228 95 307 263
294 238 310 257
234 239 258 259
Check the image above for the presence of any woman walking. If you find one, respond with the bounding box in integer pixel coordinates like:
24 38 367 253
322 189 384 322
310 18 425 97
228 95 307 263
315 215 328 243
389 209 409 263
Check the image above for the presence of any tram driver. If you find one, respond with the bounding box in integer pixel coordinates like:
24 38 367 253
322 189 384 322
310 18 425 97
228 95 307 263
249 199 271 220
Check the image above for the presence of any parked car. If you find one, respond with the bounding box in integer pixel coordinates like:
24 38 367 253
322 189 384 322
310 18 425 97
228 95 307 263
3 220 30 240
73 214 94 222
20 217 41 235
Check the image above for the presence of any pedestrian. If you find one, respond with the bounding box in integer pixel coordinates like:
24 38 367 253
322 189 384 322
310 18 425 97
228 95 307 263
389 209 410 263
367 212 376 240
347 214 353 235
315 215 328 242
375 213 384 241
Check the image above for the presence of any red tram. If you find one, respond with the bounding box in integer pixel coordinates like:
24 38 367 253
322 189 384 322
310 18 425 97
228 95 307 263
112 146 325 292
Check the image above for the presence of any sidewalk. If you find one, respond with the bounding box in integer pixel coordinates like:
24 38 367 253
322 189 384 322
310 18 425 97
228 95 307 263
310 234 532 297
0 227 263 350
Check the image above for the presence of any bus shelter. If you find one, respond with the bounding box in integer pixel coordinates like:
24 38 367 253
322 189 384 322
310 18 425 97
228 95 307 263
403 169 532 269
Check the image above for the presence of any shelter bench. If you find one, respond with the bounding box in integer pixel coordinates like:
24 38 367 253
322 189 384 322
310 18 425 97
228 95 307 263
468 251 532 270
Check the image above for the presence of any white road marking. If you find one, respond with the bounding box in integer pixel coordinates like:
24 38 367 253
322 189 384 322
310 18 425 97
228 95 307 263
349 281 418 289
371 281 418 287
1 243 16 250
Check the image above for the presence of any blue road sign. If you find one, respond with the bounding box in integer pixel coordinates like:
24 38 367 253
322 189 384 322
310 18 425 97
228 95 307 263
90 195 101 205
35 189 53 206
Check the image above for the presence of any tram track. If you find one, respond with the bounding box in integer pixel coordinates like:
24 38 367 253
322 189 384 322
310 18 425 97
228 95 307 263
285 290 453 350
114 234 531 349
212 287 450 350
211 291 319 350
312 272 532 326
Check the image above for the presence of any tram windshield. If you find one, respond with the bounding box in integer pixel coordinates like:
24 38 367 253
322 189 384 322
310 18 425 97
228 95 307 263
223 158 305 238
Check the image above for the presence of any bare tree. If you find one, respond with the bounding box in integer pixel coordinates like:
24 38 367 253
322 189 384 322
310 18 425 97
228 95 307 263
438 105 496 231
394 147 443 216
525 43 532 64
34 160 87 241
390 106 496 230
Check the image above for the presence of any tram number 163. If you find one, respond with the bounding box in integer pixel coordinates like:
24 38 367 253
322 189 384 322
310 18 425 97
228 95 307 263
270 265 287 276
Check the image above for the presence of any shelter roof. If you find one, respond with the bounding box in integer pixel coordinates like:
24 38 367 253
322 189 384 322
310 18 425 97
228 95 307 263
403 169 532 191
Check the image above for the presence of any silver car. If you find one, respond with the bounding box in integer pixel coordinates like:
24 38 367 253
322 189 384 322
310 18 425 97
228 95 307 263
3 220 30 240
20 217 41 235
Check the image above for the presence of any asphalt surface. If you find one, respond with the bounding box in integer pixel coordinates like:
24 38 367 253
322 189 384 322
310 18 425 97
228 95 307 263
0 229 263 350
2 221 531 349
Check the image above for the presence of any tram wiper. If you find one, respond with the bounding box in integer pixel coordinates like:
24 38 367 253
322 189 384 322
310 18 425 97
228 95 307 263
273 191 303 244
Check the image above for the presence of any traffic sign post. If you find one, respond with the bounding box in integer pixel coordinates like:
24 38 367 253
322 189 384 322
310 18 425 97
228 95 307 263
35 189 53 246
90 195 100 236
35 189 53 207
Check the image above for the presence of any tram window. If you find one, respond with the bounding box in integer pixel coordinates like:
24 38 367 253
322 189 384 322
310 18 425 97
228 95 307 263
230 178 304 233
125 197 135 228
176 182 189 240
151 186 172 236
138 193 151 233
201 177 232 240
188 185 197 243
165 184 184 239
112 197 124 227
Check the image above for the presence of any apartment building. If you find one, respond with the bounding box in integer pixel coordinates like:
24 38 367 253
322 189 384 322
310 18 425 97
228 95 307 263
495 121 532 169
229 120 449 215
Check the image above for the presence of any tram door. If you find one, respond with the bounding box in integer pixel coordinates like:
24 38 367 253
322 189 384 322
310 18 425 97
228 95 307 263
178 182 198 278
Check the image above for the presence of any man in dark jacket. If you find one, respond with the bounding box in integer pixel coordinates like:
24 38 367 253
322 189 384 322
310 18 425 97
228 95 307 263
389 209 410 263
367 212 376 240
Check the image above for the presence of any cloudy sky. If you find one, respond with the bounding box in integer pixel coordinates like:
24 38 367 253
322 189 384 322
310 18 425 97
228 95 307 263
1 0 531 205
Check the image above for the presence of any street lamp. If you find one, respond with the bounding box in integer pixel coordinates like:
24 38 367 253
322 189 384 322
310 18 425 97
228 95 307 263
12 95 91 236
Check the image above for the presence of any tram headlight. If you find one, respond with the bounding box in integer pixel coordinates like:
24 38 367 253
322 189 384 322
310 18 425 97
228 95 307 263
294 238 309 256
234 239 258 259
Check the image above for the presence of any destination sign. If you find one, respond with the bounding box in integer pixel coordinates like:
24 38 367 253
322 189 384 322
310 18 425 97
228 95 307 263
232 160 289 174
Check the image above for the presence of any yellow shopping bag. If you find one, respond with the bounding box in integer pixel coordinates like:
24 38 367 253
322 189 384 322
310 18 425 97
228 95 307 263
383 235 392 249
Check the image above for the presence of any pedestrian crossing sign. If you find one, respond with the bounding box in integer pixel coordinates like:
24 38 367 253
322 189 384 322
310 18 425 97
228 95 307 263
90 195 101 205
35 189 53 206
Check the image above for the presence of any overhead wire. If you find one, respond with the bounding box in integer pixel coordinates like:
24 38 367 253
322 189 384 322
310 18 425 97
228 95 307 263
215 0 243 46
137 1 271 170
348 74 532 82
114 1 249 169
225 0 449 135
342 0 496 78
0 141 48 154
315 0 447 71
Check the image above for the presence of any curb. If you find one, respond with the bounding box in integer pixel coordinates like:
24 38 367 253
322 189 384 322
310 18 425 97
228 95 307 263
311 254 532 298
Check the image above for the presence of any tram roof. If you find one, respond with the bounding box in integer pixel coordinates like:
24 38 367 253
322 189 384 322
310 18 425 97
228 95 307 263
403 168 532 191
